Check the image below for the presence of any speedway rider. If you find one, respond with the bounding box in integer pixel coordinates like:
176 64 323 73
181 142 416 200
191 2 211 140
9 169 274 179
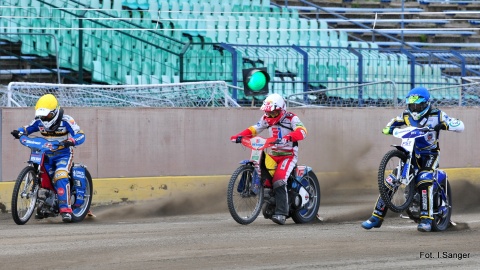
11 94 85 223
231 93 307 225
361 87 464 232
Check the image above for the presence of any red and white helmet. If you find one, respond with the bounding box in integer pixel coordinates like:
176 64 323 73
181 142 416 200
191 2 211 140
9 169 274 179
260 93 286 126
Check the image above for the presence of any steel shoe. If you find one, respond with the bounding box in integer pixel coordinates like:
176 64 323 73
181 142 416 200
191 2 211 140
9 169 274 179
61 212 72 223
271 214 286 225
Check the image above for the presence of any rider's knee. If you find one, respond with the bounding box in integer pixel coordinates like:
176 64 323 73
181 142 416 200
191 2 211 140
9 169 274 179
416 171 433 188
272 179 286 189
53 170 69 183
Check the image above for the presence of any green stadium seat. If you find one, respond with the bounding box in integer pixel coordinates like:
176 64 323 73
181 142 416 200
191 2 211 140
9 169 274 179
92 60 104 82
101 0 112 9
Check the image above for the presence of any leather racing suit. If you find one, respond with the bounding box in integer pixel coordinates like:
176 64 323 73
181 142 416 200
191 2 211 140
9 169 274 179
18 114 85 214
371 108 464 222
235 112 307 217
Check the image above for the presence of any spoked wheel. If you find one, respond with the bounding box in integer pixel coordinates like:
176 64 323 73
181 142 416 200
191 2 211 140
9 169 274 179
227 165 264 225
11 166 39 225
432 181 452 231
378 150 415 213
71 168 94 222
291 171 321 224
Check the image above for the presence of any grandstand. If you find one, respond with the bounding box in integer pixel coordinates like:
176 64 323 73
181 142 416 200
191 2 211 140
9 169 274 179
0 0 480 107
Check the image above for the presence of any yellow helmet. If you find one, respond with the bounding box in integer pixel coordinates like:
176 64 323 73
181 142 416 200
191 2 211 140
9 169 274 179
35 94 62 131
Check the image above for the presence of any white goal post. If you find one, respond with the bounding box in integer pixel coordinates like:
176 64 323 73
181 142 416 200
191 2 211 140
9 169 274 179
4 81 240 108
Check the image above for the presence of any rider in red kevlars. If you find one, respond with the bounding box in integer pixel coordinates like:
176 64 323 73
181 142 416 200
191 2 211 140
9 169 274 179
11 94 86 223
361 87 464 232
230 93 307 225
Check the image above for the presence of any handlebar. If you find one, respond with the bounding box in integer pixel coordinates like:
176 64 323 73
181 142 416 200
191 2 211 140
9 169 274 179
18 134 62 152
233 136 279 150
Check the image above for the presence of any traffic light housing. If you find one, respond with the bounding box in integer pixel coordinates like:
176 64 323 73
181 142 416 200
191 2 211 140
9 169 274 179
242 67 270 96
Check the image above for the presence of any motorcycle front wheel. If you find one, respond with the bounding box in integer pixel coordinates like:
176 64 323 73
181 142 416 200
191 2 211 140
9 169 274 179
11 166 39 225
227 164 264 225
291 171 321 224
378 150 415 213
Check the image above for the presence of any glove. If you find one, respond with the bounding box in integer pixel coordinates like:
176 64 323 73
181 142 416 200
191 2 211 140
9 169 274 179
60 139 75 147
434 123 448 132
382 127 391 135
11 130 21 139
230 135 242 143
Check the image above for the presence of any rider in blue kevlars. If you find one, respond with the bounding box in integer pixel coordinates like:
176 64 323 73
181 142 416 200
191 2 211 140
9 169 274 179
361 87 464 232
10 94 86 223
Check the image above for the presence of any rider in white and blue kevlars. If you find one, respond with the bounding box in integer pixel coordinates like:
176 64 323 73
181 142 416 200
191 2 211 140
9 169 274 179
10 94 85 223
361 87 464 232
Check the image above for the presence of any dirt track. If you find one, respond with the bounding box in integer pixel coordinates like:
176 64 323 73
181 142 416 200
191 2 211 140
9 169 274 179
1 175 480 270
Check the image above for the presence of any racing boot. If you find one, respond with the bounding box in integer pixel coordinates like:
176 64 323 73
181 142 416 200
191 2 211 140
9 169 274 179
417 218 432 232
271 184 288 225
54 174 73 223
361 195 387 230
417 185 434 232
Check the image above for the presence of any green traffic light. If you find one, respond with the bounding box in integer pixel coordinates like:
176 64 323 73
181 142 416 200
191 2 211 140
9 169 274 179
247 71 267 91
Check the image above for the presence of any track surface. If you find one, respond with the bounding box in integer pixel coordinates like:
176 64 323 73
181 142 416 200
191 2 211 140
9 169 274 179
1 179 480 270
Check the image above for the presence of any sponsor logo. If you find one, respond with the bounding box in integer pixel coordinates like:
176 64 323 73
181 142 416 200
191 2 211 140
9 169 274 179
57 160 67 166
251 138 264 148
422 190 428 210
73 170 85 179
280 159 288 170
296 166 305 177
55 171 68 179
57 187 65 196
25 139 41 145
449 119 461 127
30 156 42 163
401 141 412 147
385 175 394 185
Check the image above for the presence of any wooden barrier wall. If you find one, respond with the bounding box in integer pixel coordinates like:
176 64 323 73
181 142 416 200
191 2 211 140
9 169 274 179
1 107 478 181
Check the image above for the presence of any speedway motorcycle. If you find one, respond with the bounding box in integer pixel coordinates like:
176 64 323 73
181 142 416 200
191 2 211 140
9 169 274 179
378 126 451 231
11 134 93 225
227 136 320 225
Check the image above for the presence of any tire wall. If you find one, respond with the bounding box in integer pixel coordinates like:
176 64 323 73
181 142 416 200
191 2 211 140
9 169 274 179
1 107 478 181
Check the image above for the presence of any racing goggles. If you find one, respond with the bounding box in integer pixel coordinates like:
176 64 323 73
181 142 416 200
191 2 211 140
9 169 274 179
36 112 55 121
408 103 428 113
265 110 280 118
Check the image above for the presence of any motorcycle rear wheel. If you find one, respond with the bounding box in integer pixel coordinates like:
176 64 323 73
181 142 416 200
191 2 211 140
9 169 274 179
11 166 39 225
378 150 415 213
432 181 452 232
291 171 321 224
227 164 264 225
71 168 93 222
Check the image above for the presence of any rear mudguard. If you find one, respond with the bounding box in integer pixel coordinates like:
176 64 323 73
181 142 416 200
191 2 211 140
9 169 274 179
294 165 313 181
71 164 88 207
